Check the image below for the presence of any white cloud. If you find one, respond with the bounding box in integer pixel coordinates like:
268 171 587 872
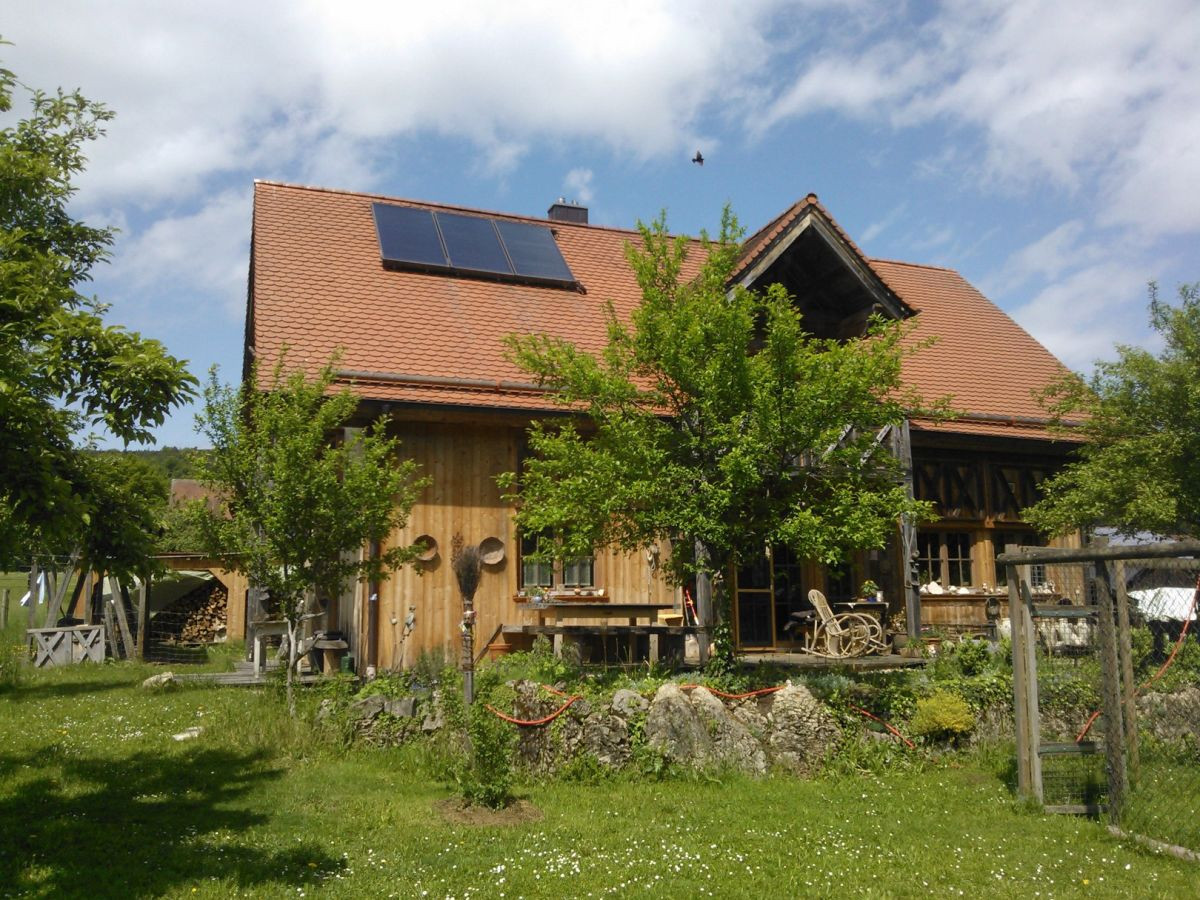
1009 261 1154 373
563 168 595 205
113 189 252 321
759 0 1200 238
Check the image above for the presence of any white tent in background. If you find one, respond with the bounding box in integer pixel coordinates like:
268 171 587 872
1129 587 1198 622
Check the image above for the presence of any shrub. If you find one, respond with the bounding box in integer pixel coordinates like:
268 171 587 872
910 690 975 744
458 698 517 809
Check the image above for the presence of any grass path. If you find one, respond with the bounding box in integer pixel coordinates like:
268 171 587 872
1 662 1197 898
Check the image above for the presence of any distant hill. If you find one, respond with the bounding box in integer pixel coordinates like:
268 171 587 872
92 447 208 481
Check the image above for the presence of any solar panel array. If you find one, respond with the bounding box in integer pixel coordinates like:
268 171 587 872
372 203 577 288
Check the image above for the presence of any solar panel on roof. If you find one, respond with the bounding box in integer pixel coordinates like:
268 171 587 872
437 212 512 275
496 220 575 283
372 202 577 288
373 204 446 268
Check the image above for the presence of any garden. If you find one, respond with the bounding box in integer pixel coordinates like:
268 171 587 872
3 583 1199 899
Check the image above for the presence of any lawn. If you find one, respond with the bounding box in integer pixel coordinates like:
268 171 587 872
1 658 1197 899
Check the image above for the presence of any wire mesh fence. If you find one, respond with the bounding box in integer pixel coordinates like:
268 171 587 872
1001 544 1200 856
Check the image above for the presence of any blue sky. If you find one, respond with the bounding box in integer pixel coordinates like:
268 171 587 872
6 1 1199 448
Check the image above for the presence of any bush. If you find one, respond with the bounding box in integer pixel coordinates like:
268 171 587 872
458 697 517 809
910 690 975 744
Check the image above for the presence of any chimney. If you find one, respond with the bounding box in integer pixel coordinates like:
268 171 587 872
547 197 588 225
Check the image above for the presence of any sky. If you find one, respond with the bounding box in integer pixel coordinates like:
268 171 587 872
5 0 1199 448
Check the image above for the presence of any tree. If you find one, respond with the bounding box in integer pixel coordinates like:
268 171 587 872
0 50 197 560
500 209 934 662
1025 282 1200 539
192 359 427 713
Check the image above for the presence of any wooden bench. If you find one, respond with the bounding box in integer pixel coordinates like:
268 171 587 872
27 625 105 667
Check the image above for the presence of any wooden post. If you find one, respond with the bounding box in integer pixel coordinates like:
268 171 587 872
1111 560 1139 783
26 560 39 651
136 577 150 661
693 539 712 665
1008 552 1042 803
103 601 119 659
43 553 79 628
1094 575 1128 825
108 576 135 660
894 421 922 639
1 587 8 631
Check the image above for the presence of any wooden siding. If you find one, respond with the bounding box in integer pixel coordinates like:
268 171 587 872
361 421 678 669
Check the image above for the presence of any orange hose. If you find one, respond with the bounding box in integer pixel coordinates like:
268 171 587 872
850 704 916 748
484 683 582 727
1076 576 1199 743
678 683 784 700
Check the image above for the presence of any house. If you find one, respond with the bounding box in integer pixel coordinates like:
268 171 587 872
243 181 1081 668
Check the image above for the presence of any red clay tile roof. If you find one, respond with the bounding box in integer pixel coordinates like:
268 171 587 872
248 181 1074 440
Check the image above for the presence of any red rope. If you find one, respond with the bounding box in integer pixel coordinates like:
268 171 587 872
678 683 785 700
484 683 583 727
1076 575 1199 743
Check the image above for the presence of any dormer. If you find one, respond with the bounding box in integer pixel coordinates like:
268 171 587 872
732 195 912 340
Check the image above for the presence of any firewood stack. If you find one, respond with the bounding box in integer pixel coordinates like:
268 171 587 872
154 580 228 644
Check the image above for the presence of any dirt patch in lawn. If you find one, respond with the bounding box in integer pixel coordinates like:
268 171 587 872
434 797 544 826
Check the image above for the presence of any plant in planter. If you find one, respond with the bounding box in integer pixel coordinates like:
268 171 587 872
860 579 881 601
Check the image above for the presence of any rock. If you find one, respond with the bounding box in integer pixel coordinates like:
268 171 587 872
349 694 385 722
421 690 445 733
610 689 649 718
315 698 336 723
765 682 840 776
142 672 176 689
581 713 630 767
686 687 766 775
644 683 714 767
172 726 203 741
384 696 417 718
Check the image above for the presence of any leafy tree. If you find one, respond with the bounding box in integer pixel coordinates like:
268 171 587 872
192 359 427 713
1026 282 1200 538
500 209 934 660
0 50 197 560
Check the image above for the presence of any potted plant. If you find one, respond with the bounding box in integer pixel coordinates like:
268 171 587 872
860 579 882 602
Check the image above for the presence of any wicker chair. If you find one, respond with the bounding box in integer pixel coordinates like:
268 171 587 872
803 589 887 658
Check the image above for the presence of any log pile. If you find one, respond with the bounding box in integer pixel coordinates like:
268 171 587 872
154 580 228 644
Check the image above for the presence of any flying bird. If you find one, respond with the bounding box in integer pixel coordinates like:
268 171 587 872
692 150 704 166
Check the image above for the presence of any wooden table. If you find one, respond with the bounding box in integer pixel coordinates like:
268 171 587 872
521 601 674 658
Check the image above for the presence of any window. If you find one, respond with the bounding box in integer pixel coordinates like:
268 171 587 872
519 531 594 591
994 531 1047 588
917 531 973 588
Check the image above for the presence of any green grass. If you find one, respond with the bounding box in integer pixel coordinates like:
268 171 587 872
1 661 1198 898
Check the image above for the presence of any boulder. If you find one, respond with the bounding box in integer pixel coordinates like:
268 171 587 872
765 682 841 775
349 694 386 722
611 689 649 719
141 672 176 689
384 696 417 718
645 683 714 766
687 687 766 775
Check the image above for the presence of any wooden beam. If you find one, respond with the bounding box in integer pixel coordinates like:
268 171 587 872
895 420 922 638
136 578 151 661
1094 574 1128 825
1111 560 1139 783
998 540 1200 565
1008 555 1042 803
1 588 8 631
26 560 39 652
108 576 135 660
